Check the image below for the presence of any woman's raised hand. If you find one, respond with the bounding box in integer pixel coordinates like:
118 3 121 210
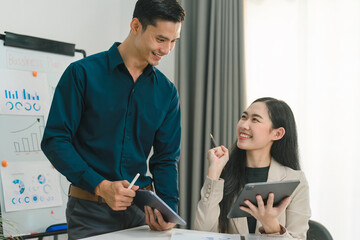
207 145 229 180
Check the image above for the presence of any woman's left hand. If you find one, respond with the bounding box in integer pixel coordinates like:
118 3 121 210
239 193 290 234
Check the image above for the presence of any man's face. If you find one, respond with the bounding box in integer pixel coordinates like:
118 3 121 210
134 19 182 66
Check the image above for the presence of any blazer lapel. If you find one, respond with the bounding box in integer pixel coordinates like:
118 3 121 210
267 158 287 182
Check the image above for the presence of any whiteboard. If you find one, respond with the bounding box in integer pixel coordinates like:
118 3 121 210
0 36 83 237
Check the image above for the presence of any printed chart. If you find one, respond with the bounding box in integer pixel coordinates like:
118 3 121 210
0 115 45 155
0 161 62 212
0 69 50 116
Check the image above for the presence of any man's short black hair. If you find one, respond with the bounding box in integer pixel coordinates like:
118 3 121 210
133 0 185 31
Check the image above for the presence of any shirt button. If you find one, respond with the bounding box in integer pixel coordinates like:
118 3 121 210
205 193 210 198
207 184 211 189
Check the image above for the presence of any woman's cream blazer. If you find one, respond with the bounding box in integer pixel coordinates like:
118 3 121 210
194 159 311 240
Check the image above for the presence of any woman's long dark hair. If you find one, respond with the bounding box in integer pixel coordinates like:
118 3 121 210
218 97 300 233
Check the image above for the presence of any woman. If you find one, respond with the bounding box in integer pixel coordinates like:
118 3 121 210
194 97 311 239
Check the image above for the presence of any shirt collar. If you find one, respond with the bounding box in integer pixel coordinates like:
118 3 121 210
108 42 124 71
108 42 157 83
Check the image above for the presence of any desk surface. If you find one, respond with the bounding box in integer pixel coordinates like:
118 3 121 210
81 225 171 240
80 225 294 240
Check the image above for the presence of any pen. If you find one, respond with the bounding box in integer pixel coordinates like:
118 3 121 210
210 133 218 148
128 173 140 189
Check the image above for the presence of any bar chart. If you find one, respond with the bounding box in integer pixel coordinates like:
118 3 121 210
4 90 19 99
12 117 44 153
0 115 45 154
4 89 40 101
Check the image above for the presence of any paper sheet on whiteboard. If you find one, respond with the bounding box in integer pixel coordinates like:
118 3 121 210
0 161 62 212
0 69 50 116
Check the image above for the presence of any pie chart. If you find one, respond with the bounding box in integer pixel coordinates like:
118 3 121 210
13 179 25 195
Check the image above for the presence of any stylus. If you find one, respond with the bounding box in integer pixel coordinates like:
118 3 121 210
210 133 218 148
128 173 140 189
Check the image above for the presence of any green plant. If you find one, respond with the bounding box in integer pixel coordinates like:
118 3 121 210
0 217 23 240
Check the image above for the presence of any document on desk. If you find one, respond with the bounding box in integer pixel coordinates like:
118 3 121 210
171 229 241 240
171 229 296 240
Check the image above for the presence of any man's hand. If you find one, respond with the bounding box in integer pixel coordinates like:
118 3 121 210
94 179 139 211
145 206 176 231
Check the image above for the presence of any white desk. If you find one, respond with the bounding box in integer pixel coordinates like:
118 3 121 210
81 225 295 240
81 225 171 240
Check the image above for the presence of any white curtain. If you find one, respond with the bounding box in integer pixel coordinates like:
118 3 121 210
245 0 360 239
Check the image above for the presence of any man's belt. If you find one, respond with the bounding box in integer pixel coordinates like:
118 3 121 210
69 185 106 203
69 184 153 204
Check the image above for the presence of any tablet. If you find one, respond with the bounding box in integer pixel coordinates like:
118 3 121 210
133 189 187 225
227 180 300 218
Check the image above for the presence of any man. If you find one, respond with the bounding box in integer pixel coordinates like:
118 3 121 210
41 0 185 239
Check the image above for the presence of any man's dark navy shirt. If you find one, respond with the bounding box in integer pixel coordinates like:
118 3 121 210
41 43 181 211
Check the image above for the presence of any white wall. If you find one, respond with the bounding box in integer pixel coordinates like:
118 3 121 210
245 0 360 239
0 0 175 81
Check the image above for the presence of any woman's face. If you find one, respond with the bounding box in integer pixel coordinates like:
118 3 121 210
236 102 278 151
